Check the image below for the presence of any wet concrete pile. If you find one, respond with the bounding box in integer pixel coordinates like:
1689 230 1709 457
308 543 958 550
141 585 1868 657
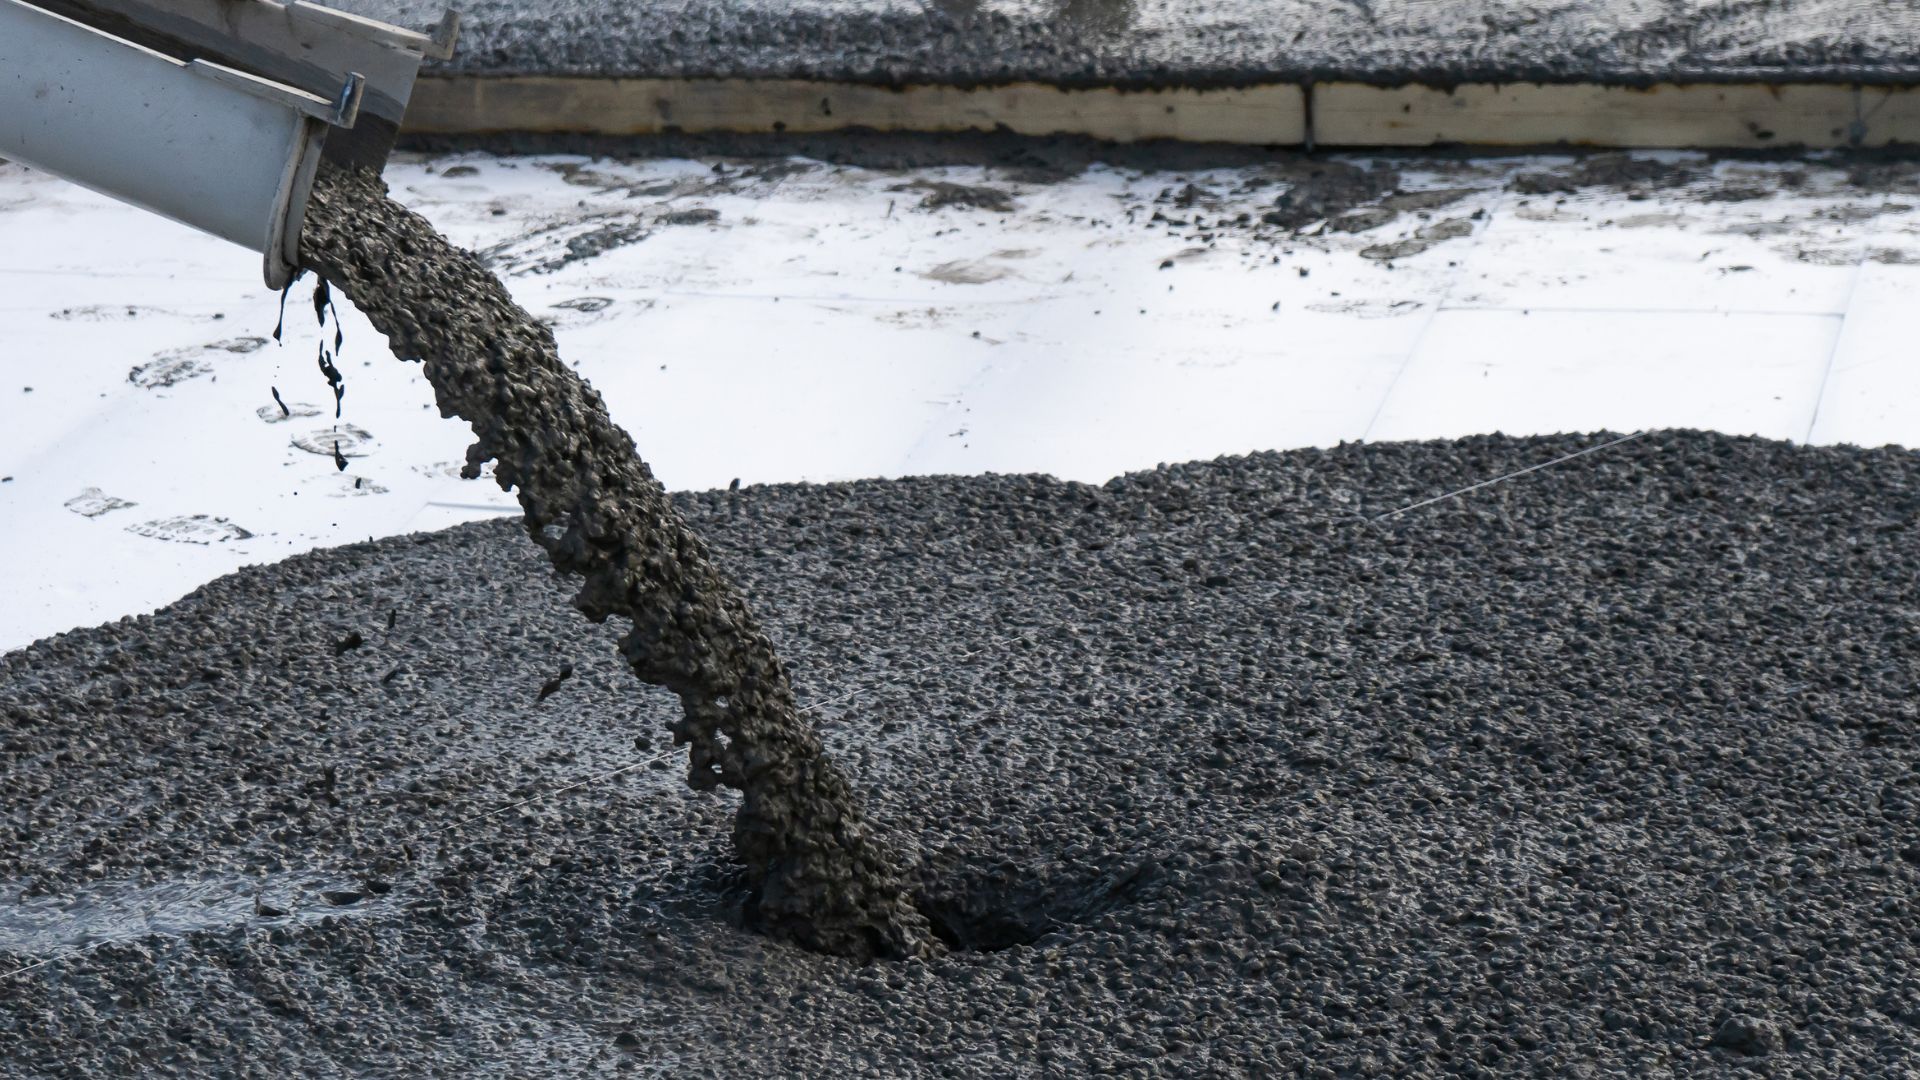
4 430 1920 1075
296 167 936 960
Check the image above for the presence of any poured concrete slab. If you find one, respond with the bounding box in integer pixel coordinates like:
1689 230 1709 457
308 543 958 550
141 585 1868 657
336 0 1920 89
327 2 1920 147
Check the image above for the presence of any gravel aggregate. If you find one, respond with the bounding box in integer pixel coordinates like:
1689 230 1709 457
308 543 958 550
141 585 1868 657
335 0 1920 88
5 429 1919 1077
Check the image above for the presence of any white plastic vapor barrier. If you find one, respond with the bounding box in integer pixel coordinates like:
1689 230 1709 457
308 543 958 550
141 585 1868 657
3 150 1920 651
0 0 338 287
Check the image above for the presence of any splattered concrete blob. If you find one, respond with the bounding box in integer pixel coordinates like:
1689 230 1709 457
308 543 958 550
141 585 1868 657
1305 297 1425 317
125 515 253 544
921 259 1013 284
63 488 136 518
291 425 376 459
480 215 651 276
256 401 324 424
128 338 269 389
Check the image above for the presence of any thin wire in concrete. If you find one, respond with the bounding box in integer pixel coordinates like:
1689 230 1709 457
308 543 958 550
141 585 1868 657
1370 430 1647 522
2 950 75 981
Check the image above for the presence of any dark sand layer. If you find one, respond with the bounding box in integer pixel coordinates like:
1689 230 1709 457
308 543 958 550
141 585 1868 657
337 0 1920 87
5 431 1920 1076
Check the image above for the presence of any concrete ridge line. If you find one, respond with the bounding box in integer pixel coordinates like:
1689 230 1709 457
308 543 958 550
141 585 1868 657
404 75 1920 150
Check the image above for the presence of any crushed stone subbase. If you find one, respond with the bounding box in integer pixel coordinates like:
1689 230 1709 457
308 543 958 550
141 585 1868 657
295 166 938 961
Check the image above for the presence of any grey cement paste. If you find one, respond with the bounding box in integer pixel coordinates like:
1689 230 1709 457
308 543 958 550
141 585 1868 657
4 430 1920 1076
295 167 937 961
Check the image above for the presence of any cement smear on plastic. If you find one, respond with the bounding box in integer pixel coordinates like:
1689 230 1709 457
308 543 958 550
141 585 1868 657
294 167 935 961
4 430 1920 1076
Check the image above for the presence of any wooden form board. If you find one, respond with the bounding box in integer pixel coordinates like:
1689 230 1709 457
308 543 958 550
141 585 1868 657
405 75 1920 150
406 77 1308 145
1313 82 1920 149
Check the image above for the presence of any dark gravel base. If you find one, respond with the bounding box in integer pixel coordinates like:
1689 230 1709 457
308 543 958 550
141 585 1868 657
339 0 1920 88
4 430 1920 1077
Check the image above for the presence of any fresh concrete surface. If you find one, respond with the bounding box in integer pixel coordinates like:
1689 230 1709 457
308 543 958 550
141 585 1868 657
8 431 1920 1076
337 0 1920 88
347 1 1920 147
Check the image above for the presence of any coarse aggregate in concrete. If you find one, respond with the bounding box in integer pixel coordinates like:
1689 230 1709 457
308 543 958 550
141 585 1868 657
296 166 937 960
334 0 1920 88
4 429 1920 1077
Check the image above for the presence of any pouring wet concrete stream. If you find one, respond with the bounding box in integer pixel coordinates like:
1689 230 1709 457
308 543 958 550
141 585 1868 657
3 169 1919 1075
296 166 938 962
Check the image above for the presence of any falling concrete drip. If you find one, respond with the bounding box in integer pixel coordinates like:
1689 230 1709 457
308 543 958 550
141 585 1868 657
297 166 938 961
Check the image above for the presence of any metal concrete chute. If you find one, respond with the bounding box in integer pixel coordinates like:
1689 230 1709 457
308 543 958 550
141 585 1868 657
0 0 456 288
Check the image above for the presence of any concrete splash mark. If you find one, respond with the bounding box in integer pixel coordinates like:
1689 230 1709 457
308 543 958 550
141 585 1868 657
300 167 937 961
657 207 720 226
1263 162 1400 230
1510 153 1698 196
63 488 135 518
543 296 638 330
291 425 376 460
51 304 211 323
1359 217 1476 261
324 473 390 498
414 459 496 481
480 214 652 276
128 337 270 390
898 181 1015 212
921 258 1012 284
125 515 253 544
257 401 324 424
1305 297 1423 318
128 356 210 389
